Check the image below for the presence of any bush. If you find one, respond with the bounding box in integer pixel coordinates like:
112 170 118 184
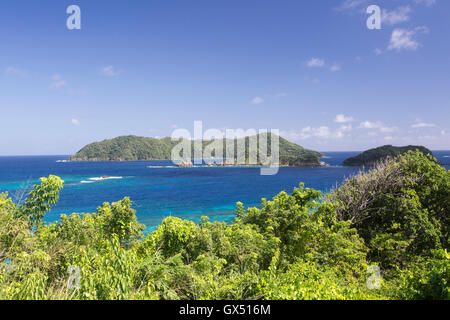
328 151 449 269
391 249 450 300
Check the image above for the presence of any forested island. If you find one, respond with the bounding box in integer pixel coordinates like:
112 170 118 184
343 145 433 166
0 151 448 300
69 134 324 167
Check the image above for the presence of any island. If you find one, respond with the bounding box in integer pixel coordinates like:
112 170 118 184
69 134 325 167
342 145 433 167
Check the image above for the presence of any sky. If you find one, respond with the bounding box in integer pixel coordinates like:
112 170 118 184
0 0 449 155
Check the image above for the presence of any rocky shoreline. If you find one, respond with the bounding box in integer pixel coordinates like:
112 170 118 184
176 160 329 168
65 158 330 168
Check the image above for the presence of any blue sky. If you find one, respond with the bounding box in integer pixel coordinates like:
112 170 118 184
1 0 449 154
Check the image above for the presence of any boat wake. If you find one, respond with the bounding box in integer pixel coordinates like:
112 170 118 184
89 176 123 181
81 176 123 183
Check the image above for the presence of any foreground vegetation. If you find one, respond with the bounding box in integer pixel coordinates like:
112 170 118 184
0 151 448 300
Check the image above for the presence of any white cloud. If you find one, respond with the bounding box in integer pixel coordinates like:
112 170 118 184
374 48 383 55
330 63 342 72
300 126 332 139
339 125 353 132
414 0 436 7
382 6 412 26
71 119 80 125
387 27 429 52
5 66 28 78
412 122 436 128
251 97 264 105
379 126 398 133
359 121 382 129
283 125 349 141
359 121 398 133
334 125 352 139
384 136 394 141
388 29 419 51
336 0 368 11
334 114 354 123
335 131 345 139
306 58 325 68
50 74 68 89
101 65 118 77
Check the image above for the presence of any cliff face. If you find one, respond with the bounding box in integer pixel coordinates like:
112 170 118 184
342 145 433 167
70 134 324 166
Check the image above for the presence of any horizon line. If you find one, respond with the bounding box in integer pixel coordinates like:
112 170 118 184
1 149 450 157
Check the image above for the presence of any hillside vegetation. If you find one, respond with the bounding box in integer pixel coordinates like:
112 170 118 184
343 145 433 167
0 151 448 300
69 134 323 166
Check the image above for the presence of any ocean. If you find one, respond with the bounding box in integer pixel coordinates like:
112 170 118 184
1 151 449 232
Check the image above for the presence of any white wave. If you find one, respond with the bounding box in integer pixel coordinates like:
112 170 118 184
88 176 123 181
80 180 95 184
444 156 450 158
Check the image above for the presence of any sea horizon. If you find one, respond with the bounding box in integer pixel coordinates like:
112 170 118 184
2 149 450 157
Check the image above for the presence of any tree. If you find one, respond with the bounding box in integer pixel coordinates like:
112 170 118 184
18 175 63 228
98 197 145 244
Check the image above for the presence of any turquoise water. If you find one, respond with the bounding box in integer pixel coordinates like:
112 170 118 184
1 151 449 232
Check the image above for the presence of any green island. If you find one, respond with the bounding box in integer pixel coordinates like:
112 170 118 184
69 134 324 167
343 145 433 167
0 151 448 300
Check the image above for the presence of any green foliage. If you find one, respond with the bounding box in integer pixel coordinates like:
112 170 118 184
70 135 179 161
279 154 323 166
329 151 449 269
18 175 63 227
152 217 198 259
258 255 381 300
389 249 450 300
0 193 34 262
97 197 145 244
0 152 448 300
238 185 368 278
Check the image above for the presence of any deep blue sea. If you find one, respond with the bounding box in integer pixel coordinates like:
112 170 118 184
1 151 449 233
